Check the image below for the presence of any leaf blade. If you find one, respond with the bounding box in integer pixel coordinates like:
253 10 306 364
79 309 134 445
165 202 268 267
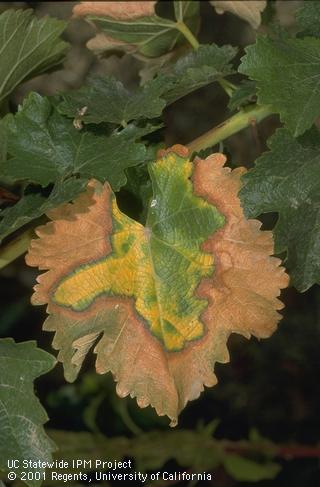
160 43 237 104
240 128 320 291
239 35 320 136
26 147 288 425
0 9 68 104
296 0 320 38
1 93 150 191
0 178 87 243
210 1 267 29
58 76 167 125
0 339 56 486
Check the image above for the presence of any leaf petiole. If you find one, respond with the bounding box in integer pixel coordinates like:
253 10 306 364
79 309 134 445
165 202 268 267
218 78 237 97
0 228 34 270
187 103 274 154
176 20 200 49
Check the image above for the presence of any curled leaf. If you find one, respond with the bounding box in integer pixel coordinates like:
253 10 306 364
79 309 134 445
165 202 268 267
26 147 288 426
73 1 156 20
73 1 158 58
73 1 199 58
210 1 267 29
86 33 136 57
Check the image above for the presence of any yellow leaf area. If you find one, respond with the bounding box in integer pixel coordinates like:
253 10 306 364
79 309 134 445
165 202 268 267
26 146 288 425
52 151 224 352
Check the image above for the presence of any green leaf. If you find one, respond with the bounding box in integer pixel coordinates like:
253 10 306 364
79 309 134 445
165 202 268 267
174 1 199 22
58 76 167 125
160 43 237 104
58 44 236 125
124 164 153 223
0 339 56 486
50 428 223 475
0 178 87 243
1 93 151 191
239 35 320 136
223 455 280 482
228 80 256 111
0 9 68 104
49 428 281 483
0 123 6 163
240 128 320 291
91 15 177 58
296 0 320 37
88 3 199 58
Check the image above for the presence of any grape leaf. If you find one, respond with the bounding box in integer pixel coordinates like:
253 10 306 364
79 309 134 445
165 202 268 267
210 1 267 28
0 339 56 486
239 35 320 136
0 178 87 243
26 146 288 425
50 428 222 475
50 427 281 483
228 80 256 111
73 1 157 19
1 93 151 191
58 43 237 124
296 0 320 38
0 9 68 104
159 43 237 104
73 1 199 58
0 123 6 163
58 76 167 125
174 1 199 23
240 128 320 292
223 455 280 482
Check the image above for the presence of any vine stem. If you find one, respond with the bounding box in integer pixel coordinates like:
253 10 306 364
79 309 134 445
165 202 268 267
187 103 274 154
218 77 237 97
0 229 34 269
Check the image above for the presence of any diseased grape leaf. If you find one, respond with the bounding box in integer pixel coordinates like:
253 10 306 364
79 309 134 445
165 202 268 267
228 80 256 111
1 93 152 191
210 1 267 29
0 9 68 104
73 1 199 58
239 35 320 136
73 1 157 19
296 0 320 38
26 146 288 425
0 179 87 243
240 128 320 292
159 43 237 104
58 76 167 125
0 339 56 486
